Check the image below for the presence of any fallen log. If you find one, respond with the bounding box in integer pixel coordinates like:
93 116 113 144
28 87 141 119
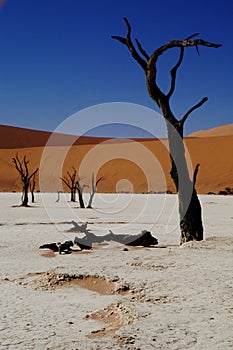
39 240 74 254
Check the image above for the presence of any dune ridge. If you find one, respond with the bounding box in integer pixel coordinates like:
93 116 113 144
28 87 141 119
188 123 233 138
0 124 232 194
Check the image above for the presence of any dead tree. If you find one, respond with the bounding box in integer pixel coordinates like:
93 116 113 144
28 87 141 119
61 169 89 208
12 154 38 207
87 173 104 208
112 18 221 244
55 191 63 203
61 167 78 202
30 172 36 203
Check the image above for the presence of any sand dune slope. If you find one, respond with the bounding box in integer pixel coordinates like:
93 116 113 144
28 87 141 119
0 124 233 194
189 123 233 138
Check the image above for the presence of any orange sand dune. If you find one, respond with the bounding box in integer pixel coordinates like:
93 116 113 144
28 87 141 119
0 124 233 194
0 124 112 149
189 123 233 138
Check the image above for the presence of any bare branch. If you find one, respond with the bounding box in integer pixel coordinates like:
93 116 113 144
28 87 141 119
180 97 208 125
96 176 104 187
76 177 81 192
111 35 127 45
185 33 200 40
147 38 221 99
195 45 200 56
12 157 21 174
23 156 29 178
61 177 72 189
72 166 77 176
30 173 36 191
135 38 150 60
167 47 184 99
12 153 24 177
112 17 147 72
193 163 200 186
28 168 38 181
67 171 72 182
148 38 222 70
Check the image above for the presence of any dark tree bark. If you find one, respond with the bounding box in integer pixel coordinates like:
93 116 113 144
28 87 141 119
61 167 78 202
30 172 36 203
112 19 221 244
76 177 86 208
87 173 104 208
12 154 38 207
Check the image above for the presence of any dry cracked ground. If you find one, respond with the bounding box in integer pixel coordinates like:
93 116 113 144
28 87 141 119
0 232 233 350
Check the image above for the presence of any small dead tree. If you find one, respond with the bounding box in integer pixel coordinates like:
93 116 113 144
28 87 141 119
30 172 37 203
12 154 38 207
61 167 78 202
113 18 221 244
55 191 63 203
87 173 104 208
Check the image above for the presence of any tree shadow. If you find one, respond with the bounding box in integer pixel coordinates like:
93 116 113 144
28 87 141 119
40 222 159 253
71 222 158 249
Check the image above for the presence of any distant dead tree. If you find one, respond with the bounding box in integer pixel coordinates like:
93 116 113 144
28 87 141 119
113 18 221 244
12 154 38 207
55 191 63 203
87 173 104 208
61 169 103 209
61 167 78 202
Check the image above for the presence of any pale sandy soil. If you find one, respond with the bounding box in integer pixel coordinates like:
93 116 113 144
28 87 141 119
0 193 232 350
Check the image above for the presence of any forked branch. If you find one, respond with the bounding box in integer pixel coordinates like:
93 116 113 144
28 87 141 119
180 97 208 126
148 38 222 70
12 154 38 181
147 37 221 102
112 17 147 72
112 18 221 112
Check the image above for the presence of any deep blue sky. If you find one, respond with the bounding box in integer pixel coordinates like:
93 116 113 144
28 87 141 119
0 0 232 137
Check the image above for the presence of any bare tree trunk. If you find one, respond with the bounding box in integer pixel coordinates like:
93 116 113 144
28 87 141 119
87 192 94 209
166 121 203 243
30 173 36 203
56 191 62 202
71 188 76 202
179 190 203 244
77 189 85 208
22 183 29 206
31 190 35 204
76 177 86 208
112 19 221 244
